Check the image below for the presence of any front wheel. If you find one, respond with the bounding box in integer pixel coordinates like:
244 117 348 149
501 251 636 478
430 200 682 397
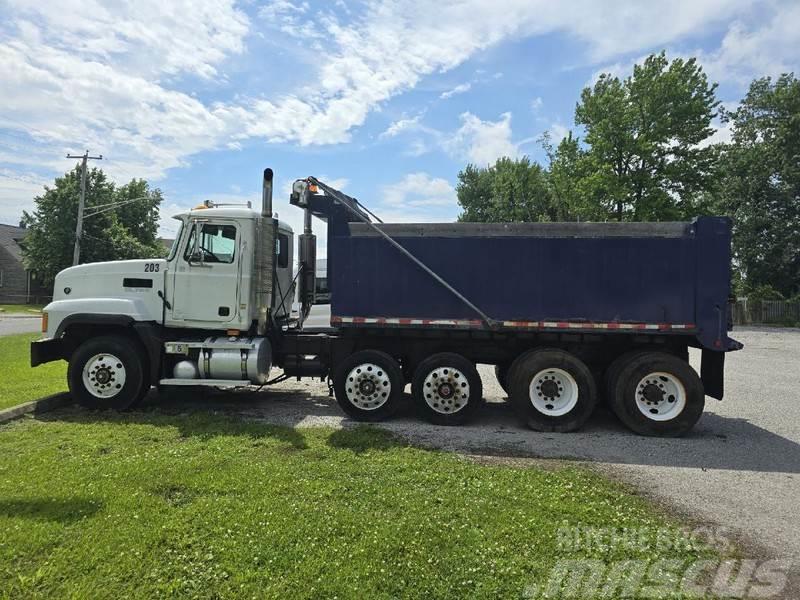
68 335 148 410
332 350 404 422
507 349 597 432
610 352 704 437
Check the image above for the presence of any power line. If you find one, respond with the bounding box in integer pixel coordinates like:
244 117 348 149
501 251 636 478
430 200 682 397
83 195 151 219
66 150 103 265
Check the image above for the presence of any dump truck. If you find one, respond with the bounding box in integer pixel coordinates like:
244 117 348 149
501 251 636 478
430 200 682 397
31 168 742 436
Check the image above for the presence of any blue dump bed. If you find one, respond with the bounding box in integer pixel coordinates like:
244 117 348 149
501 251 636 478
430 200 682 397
326 216 739 352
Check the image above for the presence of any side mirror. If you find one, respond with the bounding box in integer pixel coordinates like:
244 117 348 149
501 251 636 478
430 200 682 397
187 221 204 265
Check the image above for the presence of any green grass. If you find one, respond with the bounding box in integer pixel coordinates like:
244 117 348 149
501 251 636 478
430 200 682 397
0 411 721 598
0 333 66 411
0 304 43 314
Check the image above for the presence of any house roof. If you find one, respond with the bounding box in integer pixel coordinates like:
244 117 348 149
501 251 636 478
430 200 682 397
0 223 28 263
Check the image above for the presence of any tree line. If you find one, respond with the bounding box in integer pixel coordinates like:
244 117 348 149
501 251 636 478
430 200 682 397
457 53 800 299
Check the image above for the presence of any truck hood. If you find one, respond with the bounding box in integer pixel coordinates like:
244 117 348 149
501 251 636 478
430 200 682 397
51 259 167 303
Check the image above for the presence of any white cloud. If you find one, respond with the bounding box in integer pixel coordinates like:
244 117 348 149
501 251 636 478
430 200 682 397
549 123 570 144
587 4 800 89
531 96 543 111
380 115 424 138
322 177 350 191
0 169 49 224
240 0 758 146
6 0 249 79
259 0 309 20
404 139 431 157
444 112 519 165
382 172 456 208
440 82 472 99
0 2 249 184
698 5 800 85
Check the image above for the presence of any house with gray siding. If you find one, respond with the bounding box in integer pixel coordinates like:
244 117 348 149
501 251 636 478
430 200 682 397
0 223 50 304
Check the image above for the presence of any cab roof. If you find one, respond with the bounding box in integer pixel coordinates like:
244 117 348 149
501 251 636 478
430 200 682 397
172 206 293 232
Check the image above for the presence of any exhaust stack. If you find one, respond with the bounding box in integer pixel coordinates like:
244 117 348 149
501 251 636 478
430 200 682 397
298 205 317 322
256 168 275 335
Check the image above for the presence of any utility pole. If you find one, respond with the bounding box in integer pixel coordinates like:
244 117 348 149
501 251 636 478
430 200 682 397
67 150 102 265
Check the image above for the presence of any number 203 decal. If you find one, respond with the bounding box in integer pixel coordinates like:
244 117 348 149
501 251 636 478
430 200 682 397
144 263 160 272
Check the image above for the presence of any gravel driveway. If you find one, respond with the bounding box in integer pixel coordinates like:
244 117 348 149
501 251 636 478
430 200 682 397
137 326 800 591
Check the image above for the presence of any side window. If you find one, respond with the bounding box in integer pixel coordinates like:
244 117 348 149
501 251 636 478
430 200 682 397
277 233 289 268
184 223 237 264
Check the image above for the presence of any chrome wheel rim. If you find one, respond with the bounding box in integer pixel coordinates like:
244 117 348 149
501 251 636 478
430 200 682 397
422 367 470 414
82 353 126 399
345 363 391 410
635 372 686 421
529 368 579 416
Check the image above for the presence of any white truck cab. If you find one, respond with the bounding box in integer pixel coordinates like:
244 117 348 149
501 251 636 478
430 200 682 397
42 205 294 341
33 169 303 409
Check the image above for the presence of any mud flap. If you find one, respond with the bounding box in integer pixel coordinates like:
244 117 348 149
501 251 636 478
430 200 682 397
701 349 725 400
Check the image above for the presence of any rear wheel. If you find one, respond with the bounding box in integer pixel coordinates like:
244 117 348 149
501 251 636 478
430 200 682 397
333 350 404 422
68 335 147 410
507 348 597 432
610 352 704 437
412 353 483 425
604 350 649 403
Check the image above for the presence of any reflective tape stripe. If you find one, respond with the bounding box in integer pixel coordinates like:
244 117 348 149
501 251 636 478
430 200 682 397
331 316 696 331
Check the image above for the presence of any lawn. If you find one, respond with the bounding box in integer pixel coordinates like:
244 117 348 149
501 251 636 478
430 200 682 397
0 410 721 599
0 304 43 314
0 333 66 411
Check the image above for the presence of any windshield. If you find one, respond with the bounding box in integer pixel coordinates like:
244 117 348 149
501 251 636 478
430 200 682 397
167 221 184 261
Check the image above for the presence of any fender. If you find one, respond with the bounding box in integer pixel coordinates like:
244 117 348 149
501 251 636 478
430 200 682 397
34 313 164 384
44 297 158 339
54 313 135 338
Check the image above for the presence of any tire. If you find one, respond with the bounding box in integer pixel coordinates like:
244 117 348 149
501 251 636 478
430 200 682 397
412 353 483 425
494 363 511 396
507 348 597 432
604 350 649 403
610 352 704 437
333 350 404 422
68 335 148 410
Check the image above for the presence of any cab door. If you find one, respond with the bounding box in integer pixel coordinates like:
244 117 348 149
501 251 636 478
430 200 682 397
170 220 240 324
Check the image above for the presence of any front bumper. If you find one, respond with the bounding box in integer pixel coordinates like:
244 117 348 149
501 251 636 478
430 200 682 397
31 338 65 367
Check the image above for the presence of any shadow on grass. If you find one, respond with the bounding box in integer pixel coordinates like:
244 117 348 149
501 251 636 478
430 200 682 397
0 498 102 523
326 426 406 453
34 384 800 474
38 392 310 450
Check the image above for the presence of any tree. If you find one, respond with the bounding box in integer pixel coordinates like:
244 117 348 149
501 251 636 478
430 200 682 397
716 74 800 297
456 157 560 223
574 52 720 221
541 131 604 221
21 165 165 286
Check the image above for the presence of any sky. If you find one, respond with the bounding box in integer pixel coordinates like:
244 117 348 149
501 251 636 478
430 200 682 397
1 0 798 257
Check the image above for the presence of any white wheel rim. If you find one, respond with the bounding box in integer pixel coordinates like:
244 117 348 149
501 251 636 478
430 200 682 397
635 371 686 421
344 363 391 411
422 367 470 415
529 368 579 417
82 353 126 399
